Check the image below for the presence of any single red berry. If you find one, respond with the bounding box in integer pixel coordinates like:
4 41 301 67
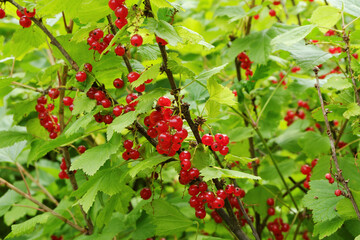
128 72 140 83
149 110 163 125
113 78 124 88
189 168 200 180
300 164 311 175
19 16 32 28
49 132 58 139
115 18 128 29
156 36 168 46
267 207 275 216
114 5 128 19
269 9 276 17
179 151 191 161
202 134 214 146
60 160 67 170
123 140 133 150
94 90 106 101
91 28 104 40
24 8 36 18
35 104 46 113
335 189 342 196
211 142 220 151
48 88 60 99
181 160 192 171
303 180 310 189
126 93 139 107
108 0 121 10
225 184 235 194
267 198 274 206
325 173 332 180
84 63 93 72
157 96 171 107
113 105 124 117
59 170 67 179
94 113 103 123
131 34 143 47
216 189 227 199
0 9 6 19
188 185 199 196
63 97 73 106
219 145 229 156
103 34 114 45
273 1 281 5
145 78 153 84
37 96 47 105
103 115 114 124
101 99 112 108
47 104 55 111
140 187 152 200
115 45 125 56
281 223 290 232
329 177 335 184
169 115 183 130
135 84 145 93
129 149 140 159
76 71 87 82
195 209 206 219
234 187 246 198
16 9 24 17
311 158 318 168
78 145 86 153
254 14 259 20
147 127 158 138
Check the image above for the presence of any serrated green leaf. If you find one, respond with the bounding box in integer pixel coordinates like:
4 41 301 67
72 93 97 115
132 64 161 88
175 26 213 49
70 133 121 175
5 213 50 239
207 78 237 107
137 45 161 60
145 19 182 46
144 199 193 236
327 0 360 17
225 154 254 165
205 99 221 118
168 60 196 78
196 64 227 85
201 167 261 182
303 180 344 223
65 109 98 136
313 216 345 239
214 5 247 22
0 190 22 217
107 111 137 141
0 141 27 163
311 104 347 122
343 102 360 119
298 131 330 158
135 88 167 115
9 27 45 59
323 76 352 90
271 25 315 47
192 146 215 170
128 155 169 178
310 6 341 33
0 131 31 148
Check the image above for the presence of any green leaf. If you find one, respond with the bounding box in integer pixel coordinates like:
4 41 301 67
271 25 315 47
298 131 330 158
192 145 215 170
313 216 345 239
205 99 221 118
214 5 247 22
323 76 352 90
0 141 27 163
72 93 97 115
145 19 182 46
132 64 161 88
5 213 50 239
28 132 83 163
310 6 341 33
65 110 97 136
135 88 167 115
0 190 22 217
128 155 169 178
9 27 45 59
312 104 347 122
0 131 31 148
174 26 214 49
144 199 193 236
201 167 261 182
107 112 137 141
207 78 237 107
343 102 360 119
225 154 255 166
303 180 344 223
196 64 227 86
70 133 121 175
327 0 360 17
244 185 281 217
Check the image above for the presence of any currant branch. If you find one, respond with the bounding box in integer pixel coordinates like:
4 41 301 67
314 66 360 221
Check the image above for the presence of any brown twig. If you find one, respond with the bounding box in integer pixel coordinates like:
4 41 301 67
0 177 86 233
62 11 73 34
290 0 301 25
335 120 348 147
314 66 360 220
15 162 31 196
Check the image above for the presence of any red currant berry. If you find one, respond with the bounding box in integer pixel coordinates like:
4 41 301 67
195 209 206 219
213 197 225 209
129 149 140 159
37 96 47 104
123 140 133 150
103 115 114 124
16 9 24 17
122 151 130 160
211 142 220 151
140 187 152 200
115 18 128 29
329 177 335 184
113 78 124 88
108 0 121 10
91 28 104 41
198 182 208 192
19 16 31 28
176 128 188 141
103 34 114 45
269 9 276 17
311 158 318 168
49 132 58 139
202 134 214 146
216 189 227 199
135 84 145 93
157 96 171 107
63 97 73 106
131 34 143 47
267 207 275 216
281 223 290 232
35 104 46 113
94 90 106 101
149 110 163 125
48 88 60 99
113 105 124 117
169 115 183 130
47 104 55 111
267 198 274 206
303 180 310 189
188 185 199 196
78 145 86 153
115 45 125 56
335 189 342 196
145 79 153 84
24 8 36 18
300 164 311 175
128 72 140 83
181 160 192 171
179 151 191 161
225 184 235 194
325 173 332 180
101 99 112 108
76 71 87 82
147 127 158 138
189 168 200 180
114 5 128 19
189 196 199 208
156 36 168 46
60 159 67 170
59 170 67 179
234 187 245 198
219 145 229 155
254 14 259 20
94 113 103 123
84 63 93 72
126 93 138 107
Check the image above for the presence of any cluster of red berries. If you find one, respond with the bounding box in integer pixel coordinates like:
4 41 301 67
266 218 290 240
62 96 74 111
271 72 287 86
247 158 260 169
237 52 253 79
144 96 188 157
297 100 310 110
127 71 152 93
318 66 342 79
300 159 317 189
328 47 342 54
325 29 335 36
291 66 301 73
284 109 305 126
17 8 35 28
87 28 113 55
58 146 85 179
35 94 60 139
122 140 140 160
108 0 128 30
266 198 276 216
324 172 335 184
201 133 230 156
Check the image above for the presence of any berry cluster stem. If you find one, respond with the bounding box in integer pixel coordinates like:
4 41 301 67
314 66 360 220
